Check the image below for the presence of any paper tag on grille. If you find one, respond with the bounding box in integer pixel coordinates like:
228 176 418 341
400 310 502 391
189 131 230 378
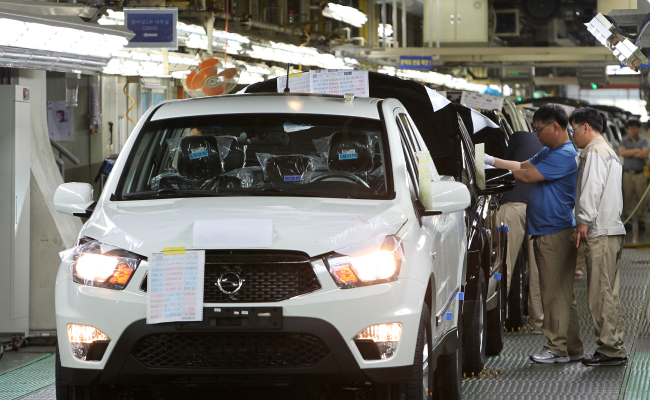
147 250 205 324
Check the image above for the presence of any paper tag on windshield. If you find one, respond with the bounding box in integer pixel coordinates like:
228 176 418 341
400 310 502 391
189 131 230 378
418 150 433 209
475 143 485 190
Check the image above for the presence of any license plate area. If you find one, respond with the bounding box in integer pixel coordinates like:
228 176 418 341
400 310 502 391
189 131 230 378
175 307 283 330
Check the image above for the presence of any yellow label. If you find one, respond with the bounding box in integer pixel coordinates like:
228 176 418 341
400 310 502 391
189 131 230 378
289 72 303 78
163 247 186 255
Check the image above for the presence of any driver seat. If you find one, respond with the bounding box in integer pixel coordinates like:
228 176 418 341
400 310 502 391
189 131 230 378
327 132 374 173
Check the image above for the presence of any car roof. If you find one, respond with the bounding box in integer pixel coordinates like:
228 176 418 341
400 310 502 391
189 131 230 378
150 93 382 121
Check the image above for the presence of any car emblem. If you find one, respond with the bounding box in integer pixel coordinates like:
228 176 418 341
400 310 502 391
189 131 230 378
216 272 244 295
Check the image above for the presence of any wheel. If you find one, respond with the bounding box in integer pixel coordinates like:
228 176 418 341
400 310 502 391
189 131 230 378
506 246 527 328
432 317 462 400
56 345 108 400
409 303 433 400
486 273 505 356
12 340 19 352
371 304 432 400
463 269 487 374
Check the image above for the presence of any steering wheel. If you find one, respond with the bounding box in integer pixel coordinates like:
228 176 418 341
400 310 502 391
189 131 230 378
307 171 370 188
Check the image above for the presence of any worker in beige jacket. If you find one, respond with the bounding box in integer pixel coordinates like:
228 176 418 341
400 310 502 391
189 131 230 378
570 107 628 367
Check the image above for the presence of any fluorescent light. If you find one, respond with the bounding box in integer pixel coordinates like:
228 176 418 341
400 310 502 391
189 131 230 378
606 65 640 75
378 24 393 38
0 18 128 58
322 3 367 28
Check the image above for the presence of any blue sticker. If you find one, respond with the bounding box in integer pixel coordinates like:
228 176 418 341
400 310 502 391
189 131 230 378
494 273 502 281
456 292 464 301
443 312 453 321
189 150 208 160
284 175 302 182
339 153 359 160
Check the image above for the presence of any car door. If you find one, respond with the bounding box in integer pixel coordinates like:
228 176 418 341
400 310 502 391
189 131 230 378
396 109 465 334
394 109 450 338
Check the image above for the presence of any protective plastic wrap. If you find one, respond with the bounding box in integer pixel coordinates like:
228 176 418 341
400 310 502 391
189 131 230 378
150 135 248 191
313 131 377 173
79 201 407 258
60 240 143 290
257 153 316 183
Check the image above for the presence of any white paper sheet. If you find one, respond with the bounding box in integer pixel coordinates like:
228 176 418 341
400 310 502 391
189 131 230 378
460 91 504 111
275 69 369 97
193 219 273 248
147 250 205 324
276 72 311 93
475 143 486 190
417 150 434 209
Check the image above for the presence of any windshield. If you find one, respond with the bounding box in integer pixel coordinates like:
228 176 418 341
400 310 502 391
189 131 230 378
117 113 391 200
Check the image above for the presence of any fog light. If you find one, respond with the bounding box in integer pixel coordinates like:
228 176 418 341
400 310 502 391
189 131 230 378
68 324 109 361
356 323 401 360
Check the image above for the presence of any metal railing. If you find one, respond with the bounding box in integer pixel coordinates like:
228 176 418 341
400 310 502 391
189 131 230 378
50 139 80 181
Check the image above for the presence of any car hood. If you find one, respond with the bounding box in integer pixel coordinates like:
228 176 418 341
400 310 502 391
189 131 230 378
81 197 408 258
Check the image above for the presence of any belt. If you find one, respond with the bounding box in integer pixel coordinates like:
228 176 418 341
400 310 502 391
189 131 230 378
624 170 645 174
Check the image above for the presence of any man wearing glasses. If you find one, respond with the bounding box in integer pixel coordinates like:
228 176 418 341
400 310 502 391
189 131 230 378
619 119 649 230
484 104 583 364
570 107 627 366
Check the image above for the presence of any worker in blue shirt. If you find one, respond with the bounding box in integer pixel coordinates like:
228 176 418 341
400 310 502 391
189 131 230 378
485 104 583 364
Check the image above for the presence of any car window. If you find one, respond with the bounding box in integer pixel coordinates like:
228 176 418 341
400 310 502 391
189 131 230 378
398 113 421 151
396 118 419 196
117 113 392 200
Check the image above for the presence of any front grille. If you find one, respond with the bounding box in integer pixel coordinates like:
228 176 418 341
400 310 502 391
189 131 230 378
203 252 321 303
132 332 329 368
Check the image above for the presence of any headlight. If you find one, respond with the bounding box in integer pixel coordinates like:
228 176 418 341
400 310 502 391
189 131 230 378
324 235 403 288
355 323 402 360
69 241 143 290
67 324 110 361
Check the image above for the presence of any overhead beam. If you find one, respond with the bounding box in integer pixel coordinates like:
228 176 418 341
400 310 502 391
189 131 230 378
366 46 619 63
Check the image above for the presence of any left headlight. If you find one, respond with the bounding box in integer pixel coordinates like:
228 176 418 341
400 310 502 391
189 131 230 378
70 241 143 290
324 235 403 288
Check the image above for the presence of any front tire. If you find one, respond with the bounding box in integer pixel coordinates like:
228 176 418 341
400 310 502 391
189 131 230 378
507 246 528 328
56 345 108 400
408 303 433 400
432 318 462 399
486 274 505 356
463 269 487 374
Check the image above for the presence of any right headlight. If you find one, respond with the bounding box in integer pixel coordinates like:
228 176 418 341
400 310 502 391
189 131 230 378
324 235 403 288
68 240 143 290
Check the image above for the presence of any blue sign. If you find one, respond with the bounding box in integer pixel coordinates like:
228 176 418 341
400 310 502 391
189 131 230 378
398 56 434 70
124 8 178 50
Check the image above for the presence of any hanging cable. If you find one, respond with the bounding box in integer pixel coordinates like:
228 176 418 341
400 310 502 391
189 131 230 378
123 77 136 127
224 0 229 62
297 24 311 71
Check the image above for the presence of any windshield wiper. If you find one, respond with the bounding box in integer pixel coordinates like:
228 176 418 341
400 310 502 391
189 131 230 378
122 188 223 200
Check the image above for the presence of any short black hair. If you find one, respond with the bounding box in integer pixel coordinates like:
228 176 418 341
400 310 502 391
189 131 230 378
569 107 606 133
533 104 569 129
627 119 641 128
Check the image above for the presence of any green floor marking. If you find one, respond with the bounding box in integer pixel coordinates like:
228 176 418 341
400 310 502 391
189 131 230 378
0 355 55 400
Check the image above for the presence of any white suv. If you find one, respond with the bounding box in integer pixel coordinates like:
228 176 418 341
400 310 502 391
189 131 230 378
54 93 470 399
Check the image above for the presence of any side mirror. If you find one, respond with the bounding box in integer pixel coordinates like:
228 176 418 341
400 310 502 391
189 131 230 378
53 183 96 217
479 168 516 196
418 180 471 216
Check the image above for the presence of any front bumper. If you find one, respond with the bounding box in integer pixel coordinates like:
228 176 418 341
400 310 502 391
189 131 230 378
56 260 427 385
59 316 412 385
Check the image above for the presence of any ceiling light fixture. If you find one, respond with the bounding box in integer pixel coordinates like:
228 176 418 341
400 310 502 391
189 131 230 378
322 3 367 28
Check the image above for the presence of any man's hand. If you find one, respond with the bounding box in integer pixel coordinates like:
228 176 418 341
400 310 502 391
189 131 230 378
575 223 589 247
